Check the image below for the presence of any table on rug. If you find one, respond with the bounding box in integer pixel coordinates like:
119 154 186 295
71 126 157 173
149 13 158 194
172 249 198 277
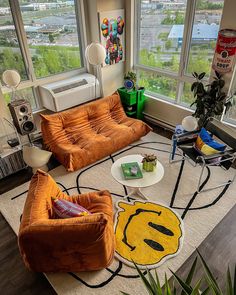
111 154 164 199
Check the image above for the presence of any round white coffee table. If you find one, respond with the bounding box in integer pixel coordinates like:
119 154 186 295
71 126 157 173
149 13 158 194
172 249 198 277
111 154 164 199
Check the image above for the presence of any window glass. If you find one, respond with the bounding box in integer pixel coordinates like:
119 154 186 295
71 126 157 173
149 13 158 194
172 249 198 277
181 82 195 106
139 0 187 72
138 70 177 100
186 0 224 77
0 0 28 79
19 0 82 78
4 87 37 109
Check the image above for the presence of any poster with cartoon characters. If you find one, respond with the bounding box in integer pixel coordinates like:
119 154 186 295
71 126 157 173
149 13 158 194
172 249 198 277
99 9 125 66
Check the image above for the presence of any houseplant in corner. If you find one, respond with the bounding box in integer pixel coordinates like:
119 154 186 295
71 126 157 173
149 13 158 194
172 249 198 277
121 250 236 295
190 71 233 128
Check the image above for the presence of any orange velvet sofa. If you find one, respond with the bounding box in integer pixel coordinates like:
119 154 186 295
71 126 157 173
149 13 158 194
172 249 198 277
41 93 151 171
18 170 115 272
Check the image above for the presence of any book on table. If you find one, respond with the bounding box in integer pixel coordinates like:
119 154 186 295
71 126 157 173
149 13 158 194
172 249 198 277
121 162 143 180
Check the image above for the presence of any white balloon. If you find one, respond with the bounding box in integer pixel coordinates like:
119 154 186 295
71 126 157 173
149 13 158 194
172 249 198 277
2 70 21 88
182 116 198 132
85 42 106 66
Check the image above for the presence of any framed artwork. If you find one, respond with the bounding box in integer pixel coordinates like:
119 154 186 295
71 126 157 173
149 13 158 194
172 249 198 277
99 9 125 66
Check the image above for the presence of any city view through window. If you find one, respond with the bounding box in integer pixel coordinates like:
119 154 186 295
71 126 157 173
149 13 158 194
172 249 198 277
137 0 224 106
0 0 82 107
19 0 81 78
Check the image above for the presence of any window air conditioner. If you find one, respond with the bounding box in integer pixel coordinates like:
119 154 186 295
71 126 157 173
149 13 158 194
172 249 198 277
39 73 100 112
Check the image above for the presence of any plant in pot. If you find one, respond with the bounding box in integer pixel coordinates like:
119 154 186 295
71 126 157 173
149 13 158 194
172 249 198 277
121 250 236 295
124 71 137 90
142 154 157 172
190 71 233 128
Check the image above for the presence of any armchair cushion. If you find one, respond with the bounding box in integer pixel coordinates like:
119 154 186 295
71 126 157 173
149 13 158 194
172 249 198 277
18 170 115 272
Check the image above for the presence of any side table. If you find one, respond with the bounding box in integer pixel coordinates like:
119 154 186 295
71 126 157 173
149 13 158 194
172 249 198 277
111 154 164 199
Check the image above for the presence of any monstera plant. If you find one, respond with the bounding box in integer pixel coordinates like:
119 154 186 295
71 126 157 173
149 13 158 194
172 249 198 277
190 71 233 128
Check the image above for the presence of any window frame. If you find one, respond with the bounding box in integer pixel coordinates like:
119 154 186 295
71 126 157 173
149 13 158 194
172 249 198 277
1 0 87 111
134 0 218 105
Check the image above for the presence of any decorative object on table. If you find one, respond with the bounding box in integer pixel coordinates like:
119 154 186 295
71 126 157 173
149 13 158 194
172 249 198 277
99 9 125 65
114 200 184 269
85 42 106 97
121 162 143 180
1 69 21 102
118 86 146 119
190 71 233 128
23 145 52 173
212 29 236 73
8 99 36 136
142 154 157 172
181 115 198 132
124 71 137 90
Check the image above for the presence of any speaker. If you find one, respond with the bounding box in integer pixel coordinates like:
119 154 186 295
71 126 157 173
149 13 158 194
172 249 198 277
8 99 36 135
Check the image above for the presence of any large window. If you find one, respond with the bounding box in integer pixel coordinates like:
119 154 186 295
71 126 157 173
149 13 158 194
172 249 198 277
0 0 84 110
135 0 224 106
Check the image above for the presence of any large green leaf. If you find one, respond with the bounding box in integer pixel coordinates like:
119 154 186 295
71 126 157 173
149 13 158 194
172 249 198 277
227 267 233 295
147 269 162 294
197 250 223 295
233 265 236 295
133 263 155 295
170 270 192 294
181 257 198 295
164 274 172 295
190 278 202 295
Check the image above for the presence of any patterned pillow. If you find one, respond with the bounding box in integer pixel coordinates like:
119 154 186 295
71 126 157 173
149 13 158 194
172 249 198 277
52 197 91 218
195 127 226 155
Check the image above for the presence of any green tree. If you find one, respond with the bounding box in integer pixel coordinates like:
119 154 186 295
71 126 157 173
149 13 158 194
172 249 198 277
165 39 172 50
48 34 55 43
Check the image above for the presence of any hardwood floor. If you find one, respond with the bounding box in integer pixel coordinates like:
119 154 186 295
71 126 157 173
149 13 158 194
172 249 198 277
0 125 235 294
0 213 56 295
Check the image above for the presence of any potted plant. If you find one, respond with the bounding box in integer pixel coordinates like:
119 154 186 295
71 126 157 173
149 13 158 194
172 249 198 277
124 71 137 90
190 71 233 128
121 250 236 295
142 154 157 172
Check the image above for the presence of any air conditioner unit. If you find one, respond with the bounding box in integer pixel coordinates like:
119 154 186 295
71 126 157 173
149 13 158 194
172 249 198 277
39 73 100 112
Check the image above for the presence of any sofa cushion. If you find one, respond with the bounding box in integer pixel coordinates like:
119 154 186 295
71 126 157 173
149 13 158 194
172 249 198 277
41 93 151 171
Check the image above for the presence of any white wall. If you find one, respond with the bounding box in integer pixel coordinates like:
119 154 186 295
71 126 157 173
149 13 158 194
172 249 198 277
85 0 125 97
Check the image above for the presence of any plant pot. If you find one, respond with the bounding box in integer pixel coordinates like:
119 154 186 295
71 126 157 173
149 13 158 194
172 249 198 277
142 161 156 172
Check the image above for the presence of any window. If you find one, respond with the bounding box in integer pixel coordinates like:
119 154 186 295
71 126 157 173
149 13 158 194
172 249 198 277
1 0 84 110
0 1 28 79
135 0 224 107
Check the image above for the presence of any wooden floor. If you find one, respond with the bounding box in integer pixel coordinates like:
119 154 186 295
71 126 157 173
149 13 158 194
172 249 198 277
0 125 235 294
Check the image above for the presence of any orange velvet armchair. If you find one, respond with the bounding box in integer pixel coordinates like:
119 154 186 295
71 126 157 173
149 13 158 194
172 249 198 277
18 170 115 272
41 93 151 172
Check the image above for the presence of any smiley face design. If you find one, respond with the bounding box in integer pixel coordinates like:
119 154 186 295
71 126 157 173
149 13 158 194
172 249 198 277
115 200 184 269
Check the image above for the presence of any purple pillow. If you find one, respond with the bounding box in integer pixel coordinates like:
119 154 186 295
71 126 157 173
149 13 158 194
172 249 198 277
52 197 91 219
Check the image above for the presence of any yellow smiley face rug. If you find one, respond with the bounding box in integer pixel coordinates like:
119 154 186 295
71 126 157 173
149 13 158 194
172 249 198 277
114 200 184 269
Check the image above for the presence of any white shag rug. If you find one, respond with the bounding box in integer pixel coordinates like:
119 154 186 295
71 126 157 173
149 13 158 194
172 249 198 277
0 132 235 295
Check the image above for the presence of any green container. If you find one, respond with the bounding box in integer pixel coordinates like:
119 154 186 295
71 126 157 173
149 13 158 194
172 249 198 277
136 87 146 120
118 87 137 105
142 161 156 172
